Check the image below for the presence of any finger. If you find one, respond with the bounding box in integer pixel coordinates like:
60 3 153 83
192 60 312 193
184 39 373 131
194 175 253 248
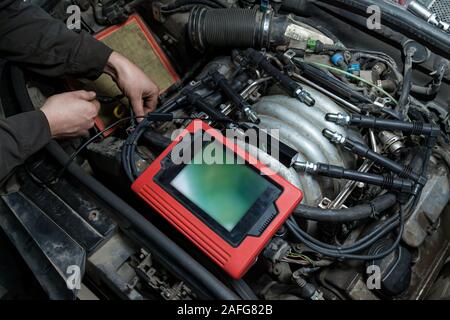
130 96 145 122
144 94 158 112
73 90 96 101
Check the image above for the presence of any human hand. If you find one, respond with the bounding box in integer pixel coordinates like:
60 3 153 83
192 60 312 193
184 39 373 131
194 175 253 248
41 91 100 139
104 51 160 121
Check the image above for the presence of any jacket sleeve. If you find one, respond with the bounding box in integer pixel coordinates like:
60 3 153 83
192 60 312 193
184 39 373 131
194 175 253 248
0 1 114 184
0 0 113 79
0 110 52 184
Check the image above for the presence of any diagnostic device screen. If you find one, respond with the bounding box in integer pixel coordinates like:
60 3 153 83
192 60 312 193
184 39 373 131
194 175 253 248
170 142 270 232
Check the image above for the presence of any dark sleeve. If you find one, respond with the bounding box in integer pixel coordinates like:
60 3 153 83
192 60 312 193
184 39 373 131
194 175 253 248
0 0 113 79
0 110 52 184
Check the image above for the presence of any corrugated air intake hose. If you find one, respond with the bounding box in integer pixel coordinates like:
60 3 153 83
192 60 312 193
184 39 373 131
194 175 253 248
188 7 289 51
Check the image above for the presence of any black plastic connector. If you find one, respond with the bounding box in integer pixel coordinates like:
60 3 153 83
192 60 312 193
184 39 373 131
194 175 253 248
146 113 178 122
293 161 417 195
323 129 427 185
209 71 260 123
326 113 441 139
243 48 315 106
186 92 232 123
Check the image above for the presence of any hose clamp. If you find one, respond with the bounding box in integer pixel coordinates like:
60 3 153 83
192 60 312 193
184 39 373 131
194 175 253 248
258 10 273 48
188 6 208 52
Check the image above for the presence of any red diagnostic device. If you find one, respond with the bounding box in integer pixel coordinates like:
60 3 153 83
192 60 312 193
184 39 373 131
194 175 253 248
132 120 303 279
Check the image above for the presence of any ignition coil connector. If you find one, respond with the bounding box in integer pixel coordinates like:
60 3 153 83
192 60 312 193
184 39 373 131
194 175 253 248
186 92 232 124
292 160 418 195
323 129 427 185
326 113 441 141
209 71 260 124
243 48 315 106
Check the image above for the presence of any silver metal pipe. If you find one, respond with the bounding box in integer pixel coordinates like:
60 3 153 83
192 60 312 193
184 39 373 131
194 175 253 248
369 129 379 153
222 77 272 115
289 152 323 205
327 128 377 209
259 115 338 194
327 159 374 209
291 72 361 113
253 98 346 167
408 1 439 25
408 0 450 32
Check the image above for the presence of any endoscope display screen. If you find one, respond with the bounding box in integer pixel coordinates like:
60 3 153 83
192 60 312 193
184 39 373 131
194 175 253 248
170 141 270 232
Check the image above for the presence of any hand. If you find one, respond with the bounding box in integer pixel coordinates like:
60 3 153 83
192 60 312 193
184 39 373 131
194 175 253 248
104 52 160 121
41 91 100 139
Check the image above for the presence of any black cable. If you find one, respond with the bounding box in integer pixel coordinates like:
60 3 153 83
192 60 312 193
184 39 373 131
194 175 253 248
380 107 404 120
398 50 413 111
122 103 180 183
293 59 373 105
39 114 196 186
295 162 417 194
245 49 315 106
294 193 397 222
290 212 399 253
123 91 237 183
326 113 441 138
96 93 125 104
288 174 429 261
287 206 404 261
323 130 426 184
129 119 150 179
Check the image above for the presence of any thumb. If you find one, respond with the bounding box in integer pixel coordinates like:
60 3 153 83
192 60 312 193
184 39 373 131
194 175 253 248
73 90 96 101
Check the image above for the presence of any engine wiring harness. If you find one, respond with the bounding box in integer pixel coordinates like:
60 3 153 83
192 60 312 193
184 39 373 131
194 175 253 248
13 1 450 300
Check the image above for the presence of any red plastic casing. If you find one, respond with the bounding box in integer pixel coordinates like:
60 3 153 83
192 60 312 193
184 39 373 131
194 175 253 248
131 120 303 279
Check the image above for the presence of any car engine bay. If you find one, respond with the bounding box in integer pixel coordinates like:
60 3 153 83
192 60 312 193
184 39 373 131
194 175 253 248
1 0 450 300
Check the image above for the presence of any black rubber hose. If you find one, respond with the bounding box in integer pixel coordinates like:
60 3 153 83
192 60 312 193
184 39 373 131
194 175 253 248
294 193 397 222
295 60 373 104
411 61 446 96
315 0 450 59
287 211 404 260
399 67 412 110
290 213 400 253
188 7 278 51
189 7 258 49
9 65 239 300
398 50 414 111
163 0 225 10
